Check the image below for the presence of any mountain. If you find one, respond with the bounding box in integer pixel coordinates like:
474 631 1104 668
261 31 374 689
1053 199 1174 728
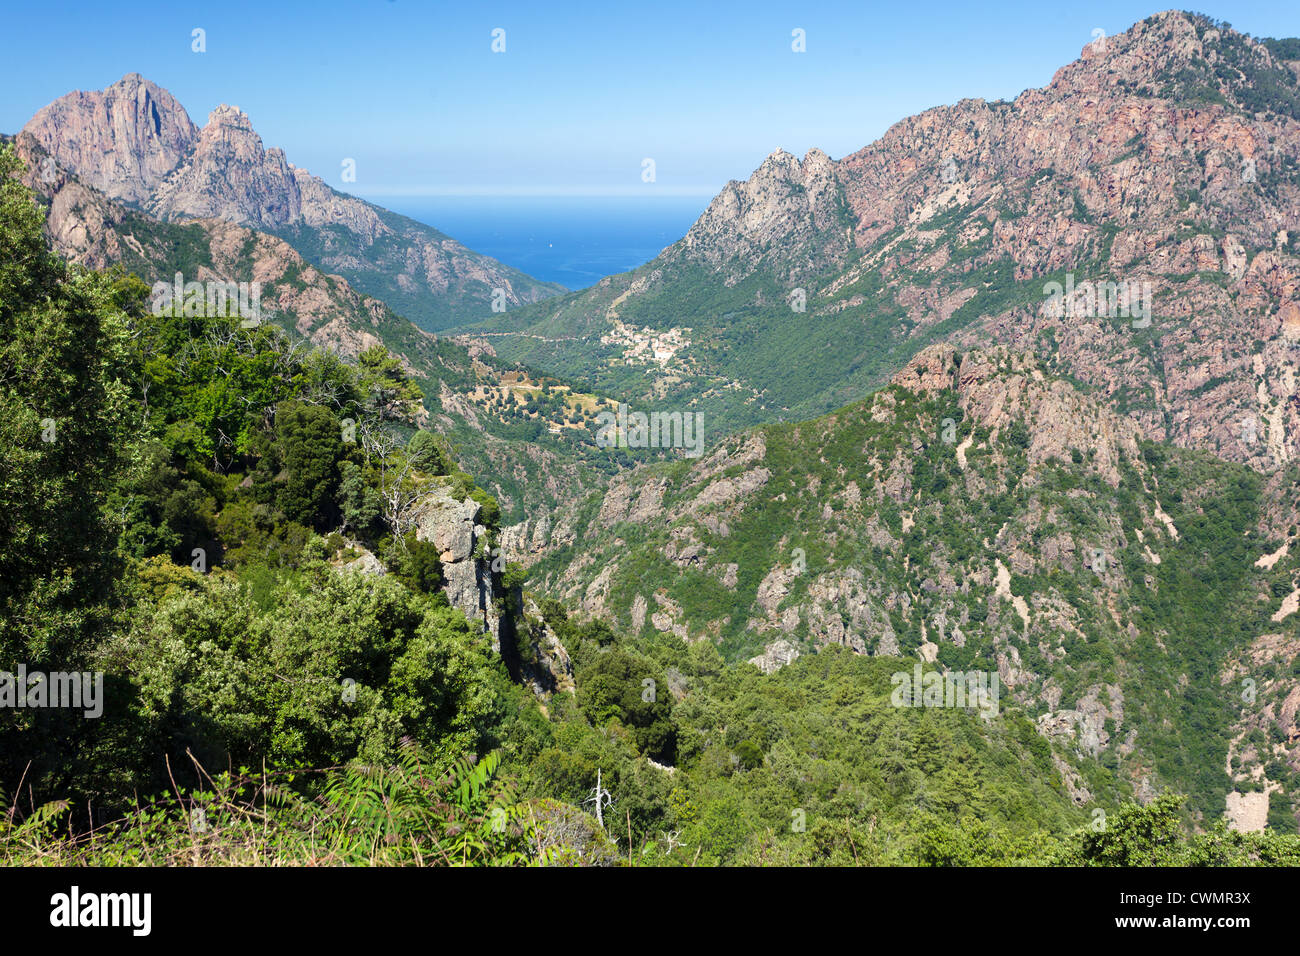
465 11 1300 472
5 127 614 523
0 152 1132 867
20 73 565 331
6 9 1300 871
506 343 1300 824
10 130 428 359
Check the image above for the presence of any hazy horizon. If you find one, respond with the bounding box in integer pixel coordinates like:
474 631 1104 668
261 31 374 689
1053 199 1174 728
381 194 708 289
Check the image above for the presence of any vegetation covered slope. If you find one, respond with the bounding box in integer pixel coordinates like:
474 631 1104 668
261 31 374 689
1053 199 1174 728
0 151 1132 867
5 132 629 523
512 345 1300 826
2 133 1299 865
0 142 523 805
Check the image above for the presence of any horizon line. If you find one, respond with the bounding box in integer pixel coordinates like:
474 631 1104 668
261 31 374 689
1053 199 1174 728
347 184 721 198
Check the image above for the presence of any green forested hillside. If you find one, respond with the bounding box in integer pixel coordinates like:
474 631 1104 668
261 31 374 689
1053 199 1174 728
271 201 569 332
517 347 1300 824
2 135 1298 868
5 132 621 524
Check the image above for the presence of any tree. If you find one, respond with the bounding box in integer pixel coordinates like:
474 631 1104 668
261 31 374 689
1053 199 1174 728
0 145 135 797
338 460 382 536
1055 794 1187 866
0 145 131 666
358 345 424 422
276 400 343 528
387 534 444 595
575 648 676 761
109 564 501 775
375 441 428 545
406 429 449 475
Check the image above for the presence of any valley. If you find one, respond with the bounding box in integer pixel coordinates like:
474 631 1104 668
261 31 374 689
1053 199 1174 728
1 8 1298 873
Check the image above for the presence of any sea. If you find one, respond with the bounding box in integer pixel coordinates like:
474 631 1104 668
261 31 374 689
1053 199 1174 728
373 195 709 291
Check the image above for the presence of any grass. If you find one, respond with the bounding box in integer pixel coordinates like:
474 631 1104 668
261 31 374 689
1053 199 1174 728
1 744 556 867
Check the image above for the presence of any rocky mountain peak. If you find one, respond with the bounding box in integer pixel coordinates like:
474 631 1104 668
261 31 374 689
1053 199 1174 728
17 75 565 326
20 72 198 204
1049 10 1288 107
756 148 799 174
206 104 253 129
676 142 851 283
801 146 833 170
147 101 302 229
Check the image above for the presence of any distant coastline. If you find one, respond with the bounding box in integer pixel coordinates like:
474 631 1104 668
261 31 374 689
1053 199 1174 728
366 194 707 290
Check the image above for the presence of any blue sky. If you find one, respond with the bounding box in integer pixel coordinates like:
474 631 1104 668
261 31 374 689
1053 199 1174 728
4 1 1300 197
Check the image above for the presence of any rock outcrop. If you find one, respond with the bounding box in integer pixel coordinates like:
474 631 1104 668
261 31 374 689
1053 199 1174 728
411 487 577 696
413 484 508 651
517 598 576 696
748 638 801 674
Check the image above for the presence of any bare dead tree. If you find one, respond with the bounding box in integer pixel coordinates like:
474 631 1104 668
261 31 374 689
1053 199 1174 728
584 769 613 830
272 334 309 370
376 449 425 548
357 416 399 467
301 377 344 410
205 323 238 351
